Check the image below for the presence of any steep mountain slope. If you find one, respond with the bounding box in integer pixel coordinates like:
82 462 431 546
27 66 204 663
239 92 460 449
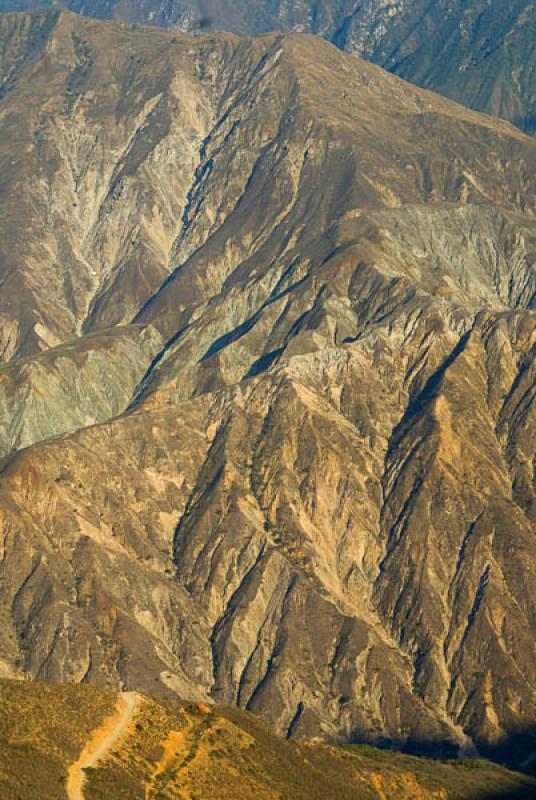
363 0 536 135
3 680 536 800
0 9 535 771
0 1 533 132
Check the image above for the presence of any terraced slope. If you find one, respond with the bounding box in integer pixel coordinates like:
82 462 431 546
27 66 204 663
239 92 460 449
0 9 535 771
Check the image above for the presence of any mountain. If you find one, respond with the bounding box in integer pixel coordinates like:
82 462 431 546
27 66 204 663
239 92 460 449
3 679 536 799
0 1 533 132
359 0 536 135
0 8 535 771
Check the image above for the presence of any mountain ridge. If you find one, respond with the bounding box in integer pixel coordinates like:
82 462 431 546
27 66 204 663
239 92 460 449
0 8 534 773
0 0 533 132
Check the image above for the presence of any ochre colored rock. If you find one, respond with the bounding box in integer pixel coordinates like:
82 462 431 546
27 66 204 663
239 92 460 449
0 10 534 772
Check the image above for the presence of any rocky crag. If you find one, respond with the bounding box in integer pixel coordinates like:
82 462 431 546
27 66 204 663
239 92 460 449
0 9 535 769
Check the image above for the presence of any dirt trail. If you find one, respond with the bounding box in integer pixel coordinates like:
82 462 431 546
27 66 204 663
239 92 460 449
66 691 139 800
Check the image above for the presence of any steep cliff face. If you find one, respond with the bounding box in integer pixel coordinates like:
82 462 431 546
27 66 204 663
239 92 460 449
0 1 534 133
0 10 535 768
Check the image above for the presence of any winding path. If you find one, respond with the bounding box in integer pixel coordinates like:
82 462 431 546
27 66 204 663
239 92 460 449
66 691 139 800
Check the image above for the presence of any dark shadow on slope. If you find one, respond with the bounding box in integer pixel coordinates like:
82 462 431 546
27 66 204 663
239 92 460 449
191 16 213 32
477 788 536 799
349 732 458 760
480 728 536 778
396 328 472 429
127 322 190 408
245 347 284 378
345 726 536 796
200 311 261 361
512 115 536 135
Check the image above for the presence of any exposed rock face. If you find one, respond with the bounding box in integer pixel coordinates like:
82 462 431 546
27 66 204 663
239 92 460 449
0 1 534 133
0 10 535 768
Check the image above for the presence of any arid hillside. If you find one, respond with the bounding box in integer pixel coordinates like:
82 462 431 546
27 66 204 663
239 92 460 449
0 9 535 771
2 679 536 799
0 1 533 131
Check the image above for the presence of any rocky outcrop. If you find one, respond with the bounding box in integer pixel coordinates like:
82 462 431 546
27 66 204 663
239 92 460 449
0 10 535 768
